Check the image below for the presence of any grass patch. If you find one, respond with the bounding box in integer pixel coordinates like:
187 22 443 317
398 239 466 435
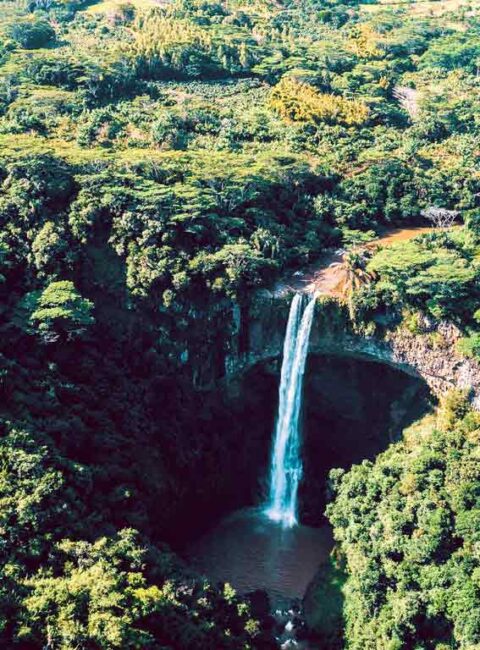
82 0 165 14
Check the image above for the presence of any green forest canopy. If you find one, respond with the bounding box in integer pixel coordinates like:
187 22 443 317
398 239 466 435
1 0 480 647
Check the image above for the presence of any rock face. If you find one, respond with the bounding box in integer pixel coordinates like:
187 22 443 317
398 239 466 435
385 322 480 408
224 291 480 408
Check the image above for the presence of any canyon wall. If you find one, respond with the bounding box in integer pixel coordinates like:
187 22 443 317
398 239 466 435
221 291 480 408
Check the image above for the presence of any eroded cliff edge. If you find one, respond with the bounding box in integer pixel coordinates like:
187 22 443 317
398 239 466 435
220 291 480 407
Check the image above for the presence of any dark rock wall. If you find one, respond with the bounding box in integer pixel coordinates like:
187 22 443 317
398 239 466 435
221 292 480 407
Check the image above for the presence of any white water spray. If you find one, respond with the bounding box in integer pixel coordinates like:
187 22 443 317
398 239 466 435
265 293 316 527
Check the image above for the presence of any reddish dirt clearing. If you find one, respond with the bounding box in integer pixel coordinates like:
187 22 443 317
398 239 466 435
276 226 435 298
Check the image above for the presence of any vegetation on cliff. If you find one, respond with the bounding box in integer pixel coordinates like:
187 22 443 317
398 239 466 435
1 0 480 646
327 391 480 649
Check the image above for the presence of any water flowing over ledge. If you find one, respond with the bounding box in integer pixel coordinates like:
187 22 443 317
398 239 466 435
222 293 480 410
265 293 317 527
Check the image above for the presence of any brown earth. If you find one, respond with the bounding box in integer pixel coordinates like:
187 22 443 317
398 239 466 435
276 226 434 298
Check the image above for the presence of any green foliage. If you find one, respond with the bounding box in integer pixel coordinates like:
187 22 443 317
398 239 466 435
270 77 370 126
189 241 278 297
1 0 480 646
151 111 189 149
341 228 376 249
327 400 480 649
401 309 424 335
0 240 10 284
336 160 420 228
0 424 87 641
7 18 56 49
19 530 167 648
362 232 480 322
30 280 94 342
457 332 480 360
0 422 262 648
25 54 84 89
31 220 71 275
0 153 74 251
419 33 480 76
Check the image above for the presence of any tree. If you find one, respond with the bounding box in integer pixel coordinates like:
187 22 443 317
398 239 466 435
19 528 263 650
19 530 166 650
0 241 10 285
31 221 71 276
343 250 374 294
0 154 74 237
7 19 56 50
364 236 479 322
0 426 84 645
327 395 480 649
270 77 370 126
30 280 94 342
422 206 459 229
152 112 189 149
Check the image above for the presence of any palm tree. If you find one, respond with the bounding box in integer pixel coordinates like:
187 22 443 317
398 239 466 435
342 249 375 319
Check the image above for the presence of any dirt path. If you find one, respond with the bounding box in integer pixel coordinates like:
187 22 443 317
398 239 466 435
275 226 434 298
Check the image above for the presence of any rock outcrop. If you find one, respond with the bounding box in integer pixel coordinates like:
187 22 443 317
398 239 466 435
224 291 480 407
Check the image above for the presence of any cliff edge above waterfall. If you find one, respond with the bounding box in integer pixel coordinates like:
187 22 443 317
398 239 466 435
224 290 480 409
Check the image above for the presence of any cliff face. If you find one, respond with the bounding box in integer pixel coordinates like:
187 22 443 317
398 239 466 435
163 291 479 535
221 291 480 407
385 322 480 408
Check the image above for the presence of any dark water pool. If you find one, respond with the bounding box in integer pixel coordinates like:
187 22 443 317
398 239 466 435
184 507 333 605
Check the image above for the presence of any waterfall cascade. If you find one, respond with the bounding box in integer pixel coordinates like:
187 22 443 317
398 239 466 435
265 293 317 527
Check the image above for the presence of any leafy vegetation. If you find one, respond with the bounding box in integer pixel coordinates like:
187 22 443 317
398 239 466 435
7 17 56 49
1 0 480 646
360 230 479 321
327 392 480 649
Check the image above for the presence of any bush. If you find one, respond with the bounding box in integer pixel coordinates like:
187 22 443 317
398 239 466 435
365 236 479 322
456 332 480 360
401 309 424 334
7 19 56 49
31 221 71 276
151 112 189 149
26 56 83 90
270 77 370 126
30 280 94 342
327 402 480 649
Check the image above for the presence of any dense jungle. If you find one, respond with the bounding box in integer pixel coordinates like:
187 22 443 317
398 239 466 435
1 0 480 647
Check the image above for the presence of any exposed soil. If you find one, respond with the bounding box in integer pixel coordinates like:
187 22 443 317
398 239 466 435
276 226 434 298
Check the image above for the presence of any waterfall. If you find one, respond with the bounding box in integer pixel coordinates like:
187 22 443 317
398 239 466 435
265 293 316 527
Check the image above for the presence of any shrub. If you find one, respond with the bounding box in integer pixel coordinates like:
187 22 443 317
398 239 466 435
456 332 480 360
151 113 189 149
7 19 56 50
401 309 424 334
31 221 71 276
26 56 83 90
327 401 480 649
30 280 94 342
270 77 369 126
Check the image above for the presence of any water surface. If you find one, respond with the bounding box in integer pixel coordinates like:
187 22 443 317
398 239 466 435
184 507 333 605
